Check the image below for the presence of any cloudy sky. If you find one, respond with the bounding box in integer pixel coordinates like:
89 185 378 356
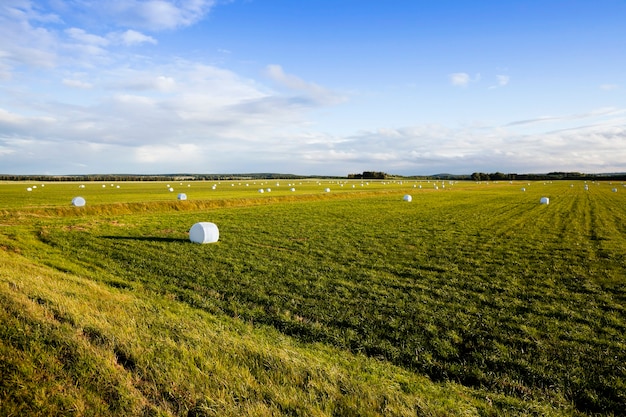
1 0 625 175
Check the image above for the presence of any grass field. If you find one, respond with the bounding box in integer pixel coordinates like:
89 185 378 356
1 179 625 416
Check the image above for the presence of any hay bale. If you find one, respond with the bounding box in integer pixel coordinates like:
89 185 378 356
403 195 412 202
325 188 331 192
540 197 549 205
72 196 86 207
521 187 526 192
612 188 618 193
189 222 219 244
177 193 187 200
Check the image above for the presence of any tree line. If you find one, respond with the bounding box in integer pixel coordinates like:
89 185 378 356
470 172 626 181
347 171 389 179
1 171 624 182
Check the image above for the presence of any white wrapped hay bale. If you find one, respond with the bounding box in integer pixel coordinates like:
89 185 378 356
612 188 618 193
403 194 412 202
72 196 86 207
189 222 219 244
540 197 549 205
177 193 187 201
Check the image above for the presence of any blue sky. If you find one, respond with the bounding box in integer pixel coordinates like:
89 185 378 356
1 0 625 175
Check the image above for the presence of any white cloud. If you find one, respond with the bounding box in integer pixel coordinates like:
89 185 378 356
449 72 481 87
449 72 470 86
600 84 619 91
94 0 216 31
135 143 201 163
497 75 510 86
0 5 58 70
265 64 345 105
489 74 510 89
65 28 109 46
62 78 93 89
266 64 319 92
2 102 626 175
114 29 157 46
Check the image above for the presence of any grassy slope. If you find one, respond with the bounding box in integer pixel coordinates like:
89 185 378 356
1 245 552 417
1 180 624 416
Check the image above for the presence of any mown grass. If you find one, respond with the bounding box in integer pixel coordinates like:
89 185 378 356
1 179 625 416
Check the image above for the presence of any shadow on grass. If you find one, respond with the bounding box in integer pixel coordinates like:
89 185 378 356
101 235 188 243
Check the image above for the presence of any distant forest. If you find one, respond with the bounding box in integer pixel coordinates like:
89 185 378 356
0 173 342 182
349 171 626 181
1 171 625 182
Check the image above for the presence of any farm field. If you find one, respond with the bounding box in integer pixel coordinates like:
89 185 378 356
1 179 625 416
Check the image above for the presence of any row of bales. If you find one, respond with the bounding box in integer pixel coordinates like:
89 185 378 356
19 179 623 247
22 179 622 209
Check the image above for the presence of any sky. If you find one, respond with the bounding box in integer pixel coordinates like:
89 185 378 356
1 0 626 176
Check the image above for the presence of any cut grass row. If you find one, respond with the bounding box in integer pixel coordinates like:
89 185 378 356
1 240 558 416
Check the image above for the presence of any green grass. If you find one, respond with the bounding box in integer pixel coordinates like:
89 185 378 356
1 179 625 415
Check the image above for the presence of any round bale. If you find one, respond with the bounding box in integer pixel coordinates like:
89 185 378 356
403 194 412 202
72 196 86 207
540 197 549 205
177 193 187 200
189 222 219 244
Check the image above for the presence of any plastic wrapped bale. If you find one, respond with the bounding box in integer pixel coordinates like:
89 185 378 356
72 196 86 207
177 193 187 201
189 222 219 244
521 187 526 192
325 188 331 192
540 197 549 205
612 188 618 193
403 194 412 202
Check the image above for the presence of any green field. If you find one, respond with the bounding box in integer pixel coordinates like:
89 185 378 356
1 179 625 416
